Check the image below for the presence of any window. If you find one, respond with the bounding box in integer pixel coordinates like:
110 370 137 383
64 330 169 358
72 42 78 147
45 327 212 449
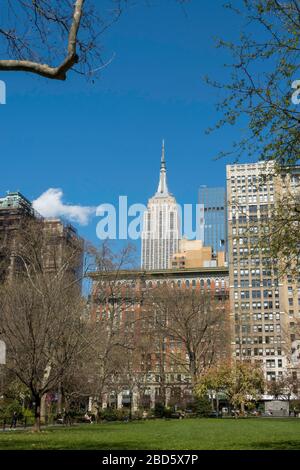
241 291 250 299
252 290 261 299
264 290 273 299
266 359 276 369
170 212 174 230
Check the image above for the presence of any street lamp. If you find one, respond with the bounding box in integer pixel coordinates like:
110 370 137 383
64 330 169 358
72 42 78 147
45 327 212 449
0 340 6 365
0 340 6 401
129 390 133 421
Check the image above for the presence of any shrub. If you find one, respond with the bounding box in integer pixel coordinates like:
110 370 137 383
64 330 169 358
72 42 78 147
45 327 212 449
193 396 212 417
22 408 34 425
99 408 130 422
154 403 165 418
0 400 23 422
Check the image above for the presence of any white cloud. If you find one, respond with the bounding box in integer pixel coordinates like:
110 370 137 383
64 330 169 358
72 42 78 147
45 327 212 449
33 188 95 226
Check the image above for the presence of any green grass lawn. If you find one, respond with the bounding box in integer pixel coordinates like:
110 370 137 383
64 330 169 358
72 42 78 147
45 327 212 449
0 418 300 450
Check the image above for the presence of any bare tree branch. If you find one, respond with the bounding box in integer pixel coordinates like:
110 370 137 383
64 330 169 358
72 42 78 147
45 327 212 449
0 0 84 80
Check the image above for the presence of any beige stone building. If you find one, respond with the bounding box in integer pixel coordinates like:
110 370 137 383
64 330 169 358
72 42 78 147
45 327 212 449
226 162 300 383
171 239 226 269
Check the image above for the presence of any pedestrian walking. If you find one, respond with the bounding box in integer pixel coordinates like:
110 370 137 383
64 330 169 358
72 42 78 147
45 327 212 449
10 411 17 429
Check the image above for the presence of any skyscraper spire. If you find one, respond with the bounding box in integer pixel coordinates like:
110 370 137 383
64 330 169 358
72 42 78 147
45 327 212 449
156 139 168 195
161 139 166 169
141 140 180 270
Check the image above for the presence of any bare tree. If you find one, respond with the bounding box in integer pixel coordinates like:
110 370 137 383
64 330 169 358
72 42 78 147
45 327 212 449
0 0 121 80
267 371 300 409
86 241 141 414
0 0 190 80
147 285 230 389
0 219 85 431
87 247 230 411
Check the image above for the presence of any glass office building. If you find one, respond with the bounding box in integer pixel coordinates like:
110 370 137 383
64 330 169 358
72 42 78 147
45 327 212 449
198 186 226 254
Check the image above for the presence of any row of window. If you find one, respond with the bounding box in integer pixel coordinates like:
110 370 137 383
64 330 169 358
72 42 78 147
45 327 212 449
230 174 273 184
235 350 282 363
98 278 227 289
235 313 281 321
231 195 274 204
234 290 279 299
231 185 273 194
234 268 276 276
233 280 277 288
236 336 281 345
236 324 281 333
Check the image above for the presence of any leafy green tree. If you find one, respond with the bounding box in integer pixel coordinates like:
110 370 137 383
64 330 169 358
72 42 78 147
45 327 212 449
196 361 265 416
260 178 300 276
208 0 300 166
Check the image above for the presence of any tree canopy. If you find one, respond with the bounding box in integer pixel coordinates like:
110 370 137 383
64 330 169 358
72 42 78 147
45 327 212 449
209 0 300 166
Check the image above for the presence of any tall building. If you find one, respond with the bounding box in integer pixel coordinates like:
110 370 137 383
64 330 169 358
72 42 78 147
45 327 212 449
0 192 38 279
0 191 83 284
199 186 226 254
141 142 181 270
227 162 300 382
43 218 84 284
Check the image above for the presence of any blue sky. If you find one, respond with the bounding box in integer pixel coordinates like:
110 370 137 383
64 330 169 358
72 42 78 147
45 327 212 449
0 0 249 257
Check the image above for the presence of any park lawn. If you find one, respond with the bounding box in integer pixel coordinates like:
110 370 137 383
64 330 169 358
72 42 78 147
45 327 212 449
0 418 300 450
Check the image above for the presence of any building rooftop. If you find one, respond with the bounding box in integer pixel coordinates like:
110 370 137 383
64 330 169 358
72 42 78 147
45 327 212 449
88 265 229 280
0 191 32 210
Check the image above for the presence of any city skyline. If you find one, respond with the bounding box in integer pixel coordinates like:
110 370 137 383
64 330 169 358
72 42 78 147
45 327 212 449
0 140 232 268
0 1 256 252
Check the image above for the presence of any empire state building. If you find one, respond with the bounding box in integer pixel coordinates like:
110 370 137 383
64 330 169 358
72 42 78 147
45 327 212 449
141 142 181 270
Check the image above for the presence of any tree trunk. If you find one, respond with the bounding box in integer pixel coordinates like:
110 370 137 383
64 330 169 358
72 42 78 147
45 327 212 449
33 395 42 432
189 352 197 389
40 394 47 425
57 382 62 414
216 394 220 416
